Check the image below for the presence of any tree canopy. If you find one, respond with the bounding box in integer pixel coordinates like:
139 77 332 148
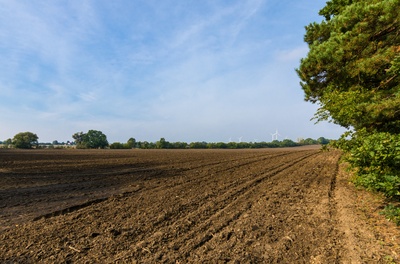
297 0 400 199
72 130 109 149
297 0 400 133
12 132 39 149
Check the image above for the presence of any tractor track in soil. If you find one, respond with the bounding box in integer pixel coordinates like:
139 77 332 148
1 147 399 263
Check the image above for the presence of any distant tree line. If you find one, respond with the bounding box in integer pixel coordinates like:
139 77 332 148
1 130 331 149
109 137 330 149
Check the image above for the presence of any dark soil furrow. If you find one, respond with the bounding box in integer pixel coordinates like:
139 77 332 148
184 151 342 263
130 151 316 228
186 153 323 256
137 150 316 195
127 151 319 261
2 147 381 264
0 149 312 230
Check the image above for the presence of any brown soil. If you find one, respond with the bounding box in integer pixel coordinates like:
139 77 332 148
0 147 399 263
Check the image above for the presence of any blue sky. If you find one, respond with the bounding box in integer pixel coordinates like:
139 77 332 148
0 0 345 143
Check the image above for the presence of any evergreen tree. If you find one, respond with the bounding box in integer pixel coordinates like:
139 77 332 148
297 0 400 132
297 0 400 198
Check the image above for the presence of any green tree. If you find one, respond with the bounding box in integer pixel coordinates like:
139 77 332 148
72 130 109 149
297 0 400 198
303 138 318 145
280 139 298 147
110 142 125 149
12 132 39 149
85 130 109 149
72 132 86 148
126 138 136 148
317 137 330 145
3 138 12 148
156 138 169 149
139 141 150 149
189 141 208 149
297 0 400 132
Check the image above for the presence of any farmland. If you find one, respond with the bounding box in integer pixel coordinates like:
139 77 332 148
1 148 399 263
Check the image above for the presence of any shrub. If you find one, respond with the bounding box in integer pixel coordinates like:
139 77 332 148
335 130 400 198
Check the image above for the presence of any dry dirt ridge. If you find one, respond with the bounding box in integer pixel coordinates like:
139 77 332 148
0 148 399 263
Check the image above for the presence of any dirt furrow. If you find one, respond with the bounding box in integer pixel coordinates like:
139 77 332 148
183 150 342 263
184 152 328 262
0 149 312 230
0 147 357 263
120 151 316 229
120 151 319 262
125 153 315 250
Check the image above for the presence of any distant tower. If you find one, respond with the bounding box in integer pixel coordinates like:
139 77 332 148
270 129 280 141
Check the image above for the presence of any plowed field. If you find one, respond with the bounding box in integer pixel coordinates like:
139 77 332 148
1 148 399 263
